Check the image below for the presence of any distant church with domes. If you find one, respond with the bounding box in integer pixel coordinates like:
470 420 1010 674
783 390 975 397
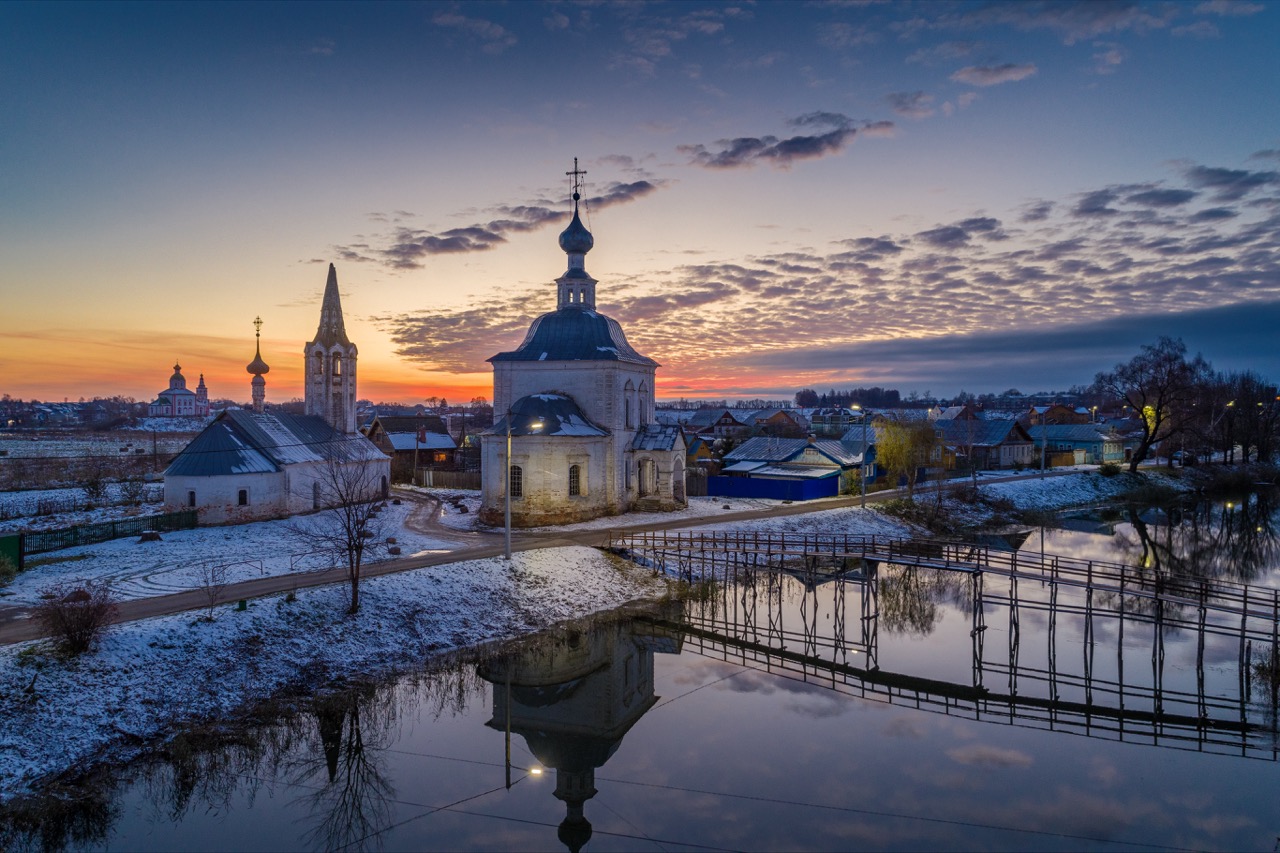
479 162 686 527
163 264 389 523
148 363 209 418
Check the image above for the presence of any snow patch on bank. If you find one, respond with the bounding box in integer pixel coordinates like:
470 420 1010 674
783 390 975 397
0 546 662 803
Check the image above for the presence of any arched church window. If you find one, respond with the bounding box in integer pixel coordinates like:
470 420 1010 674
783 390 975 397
624 380 635 428
237 489 248 506
510 465 523 498
313 351 324 374
332 353 342 376
313 481 321 509
639 382 649 424
568 464 581 496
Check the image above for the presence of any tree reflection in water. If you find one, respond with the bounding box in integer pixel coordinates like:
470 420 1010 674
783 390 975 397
878 565 970 637
1118 491 1280 585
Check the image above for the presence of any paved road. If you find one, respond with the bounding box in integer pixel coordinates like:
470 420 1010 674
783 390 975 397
0 470 1077 646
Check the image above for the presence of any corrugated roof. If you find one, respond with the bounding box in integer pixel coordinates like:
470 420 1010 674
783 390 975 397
725 436 856 467
488 307 657 366
165 410 387 477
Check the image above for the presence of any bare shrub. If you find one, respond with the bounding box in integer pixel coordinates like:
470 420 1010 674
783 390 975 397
35 581 119 654
119 477 146 505
196 561 229 621
0 553 18 587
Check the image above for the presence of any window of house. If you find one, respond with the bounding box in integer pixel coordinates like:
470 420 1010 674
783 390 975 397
510 465 523 498
187 490 196 508
237 489 248 506
569 464 581 496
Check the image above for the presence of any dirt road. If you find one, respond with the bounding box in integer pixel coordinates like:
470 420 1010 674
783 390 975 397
0 470 1075 646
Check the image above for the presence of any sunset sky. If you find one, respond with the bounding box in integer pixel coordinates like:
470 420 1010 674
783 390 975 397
3 1 1278 406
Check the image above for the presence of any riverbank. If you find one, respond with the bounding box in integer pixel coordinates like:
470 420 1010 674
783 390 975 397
0 467 1229 805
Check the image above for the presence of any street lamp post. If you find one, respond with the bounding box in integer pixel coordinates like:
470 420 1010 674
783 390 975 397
852 404 867 508
504 413 513 560
504 410 543 560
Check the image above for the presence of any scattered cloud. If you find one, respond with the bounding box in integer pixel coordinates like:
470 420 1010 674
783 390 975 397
1172 20 1221 38
1194 0 1265 16
886 91 936 119
950 62 1038 86
1184 164 1280 200
946 744 1034 768
337 180 666 269
920 2 1177 45
679 113 892 170
1091 42 1126 75
906 40 981 65
543 11 570 30
307 38 335 57
370 158 1280 394
432 9 518 54
818 21 879 49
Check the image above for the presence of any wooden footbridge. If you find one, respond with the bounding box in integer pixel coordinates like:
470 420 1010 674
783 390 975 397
609 530 1280 759
607 530 1280 651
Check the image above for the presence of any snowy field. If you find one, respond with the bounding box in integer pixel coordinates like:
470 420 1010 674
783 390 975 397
0 430 195 459
0 547 665 803
1 499 462 604
0 483 165 532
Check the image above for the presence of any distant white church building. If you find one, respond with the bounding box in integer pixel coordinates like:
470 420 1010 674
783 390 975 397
164 265 390 523
479 165 685 527
148 363 209 418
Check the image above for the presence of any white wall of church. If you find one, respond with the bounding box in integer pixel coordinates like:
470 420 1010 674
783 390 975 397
479 434 611 526
165 456 390 525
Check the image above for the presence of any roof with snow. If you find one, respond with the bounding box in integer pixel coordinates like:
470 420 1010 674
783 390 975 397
387 433 457 452
1027 424 1118 442
488 307 657 366
485 393 609 438
725 436 859 467
631 423 686 452
935 418 1032 448
164 410 387 477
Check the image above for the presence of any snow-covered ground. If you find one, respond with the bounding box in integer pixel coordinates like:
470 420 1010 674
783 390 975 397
1 499 460 604
0 483 165 532
0 547 665 802
0 469 1194 804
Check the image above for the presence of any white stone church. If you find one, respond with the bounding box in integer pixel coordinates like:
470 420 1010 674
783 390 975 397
479 175 686 527
163 265 390 523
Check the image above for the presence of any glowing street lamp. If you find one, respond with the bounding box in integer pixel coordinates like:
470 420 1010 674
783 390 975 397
504 409 544 560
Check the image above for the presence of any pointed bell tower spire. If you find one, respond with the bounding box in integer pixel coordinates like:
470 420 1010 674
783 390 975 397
314 263 352 346
304 264 359 433
557 157 597 311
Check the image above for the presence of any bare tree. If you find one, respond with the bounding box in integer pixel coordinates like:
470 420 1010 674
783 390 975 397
1094 337 1211 473
291 458 388 614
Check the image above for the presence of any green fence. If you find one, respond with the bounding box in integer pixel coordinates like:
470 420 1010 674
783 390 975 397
21 510 198 556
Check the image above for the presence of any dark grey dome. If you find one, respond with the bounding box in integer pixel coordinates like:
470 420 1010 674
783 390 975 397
558 210 594 255
489 307 657 366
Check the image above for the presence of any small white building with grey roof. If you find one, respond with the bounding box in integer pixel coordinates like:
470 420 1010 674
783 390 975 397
479 166 686 527
163 265 390 523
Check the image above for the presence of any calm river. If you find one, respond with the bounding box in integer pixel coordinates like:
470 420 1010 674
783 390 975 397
4 492 1279 851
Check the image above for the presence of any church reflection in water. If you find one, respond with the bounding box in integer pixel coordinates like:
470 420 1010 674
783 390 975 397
478 605 683 853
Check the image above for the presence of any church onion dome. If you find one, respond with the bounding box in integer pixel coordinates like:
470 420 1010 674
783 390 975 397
170 363 183 381
558 209 594 255
486 393 609 438
488 308 657 366
246 342 270 376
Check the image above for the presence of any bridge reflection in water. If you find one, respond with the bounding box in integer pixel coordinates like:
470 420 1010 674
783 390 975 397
607 530 1280 761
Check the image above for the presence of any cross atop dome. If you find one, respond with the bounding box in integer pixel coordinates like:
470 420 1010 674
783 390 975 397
556 157 597 309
